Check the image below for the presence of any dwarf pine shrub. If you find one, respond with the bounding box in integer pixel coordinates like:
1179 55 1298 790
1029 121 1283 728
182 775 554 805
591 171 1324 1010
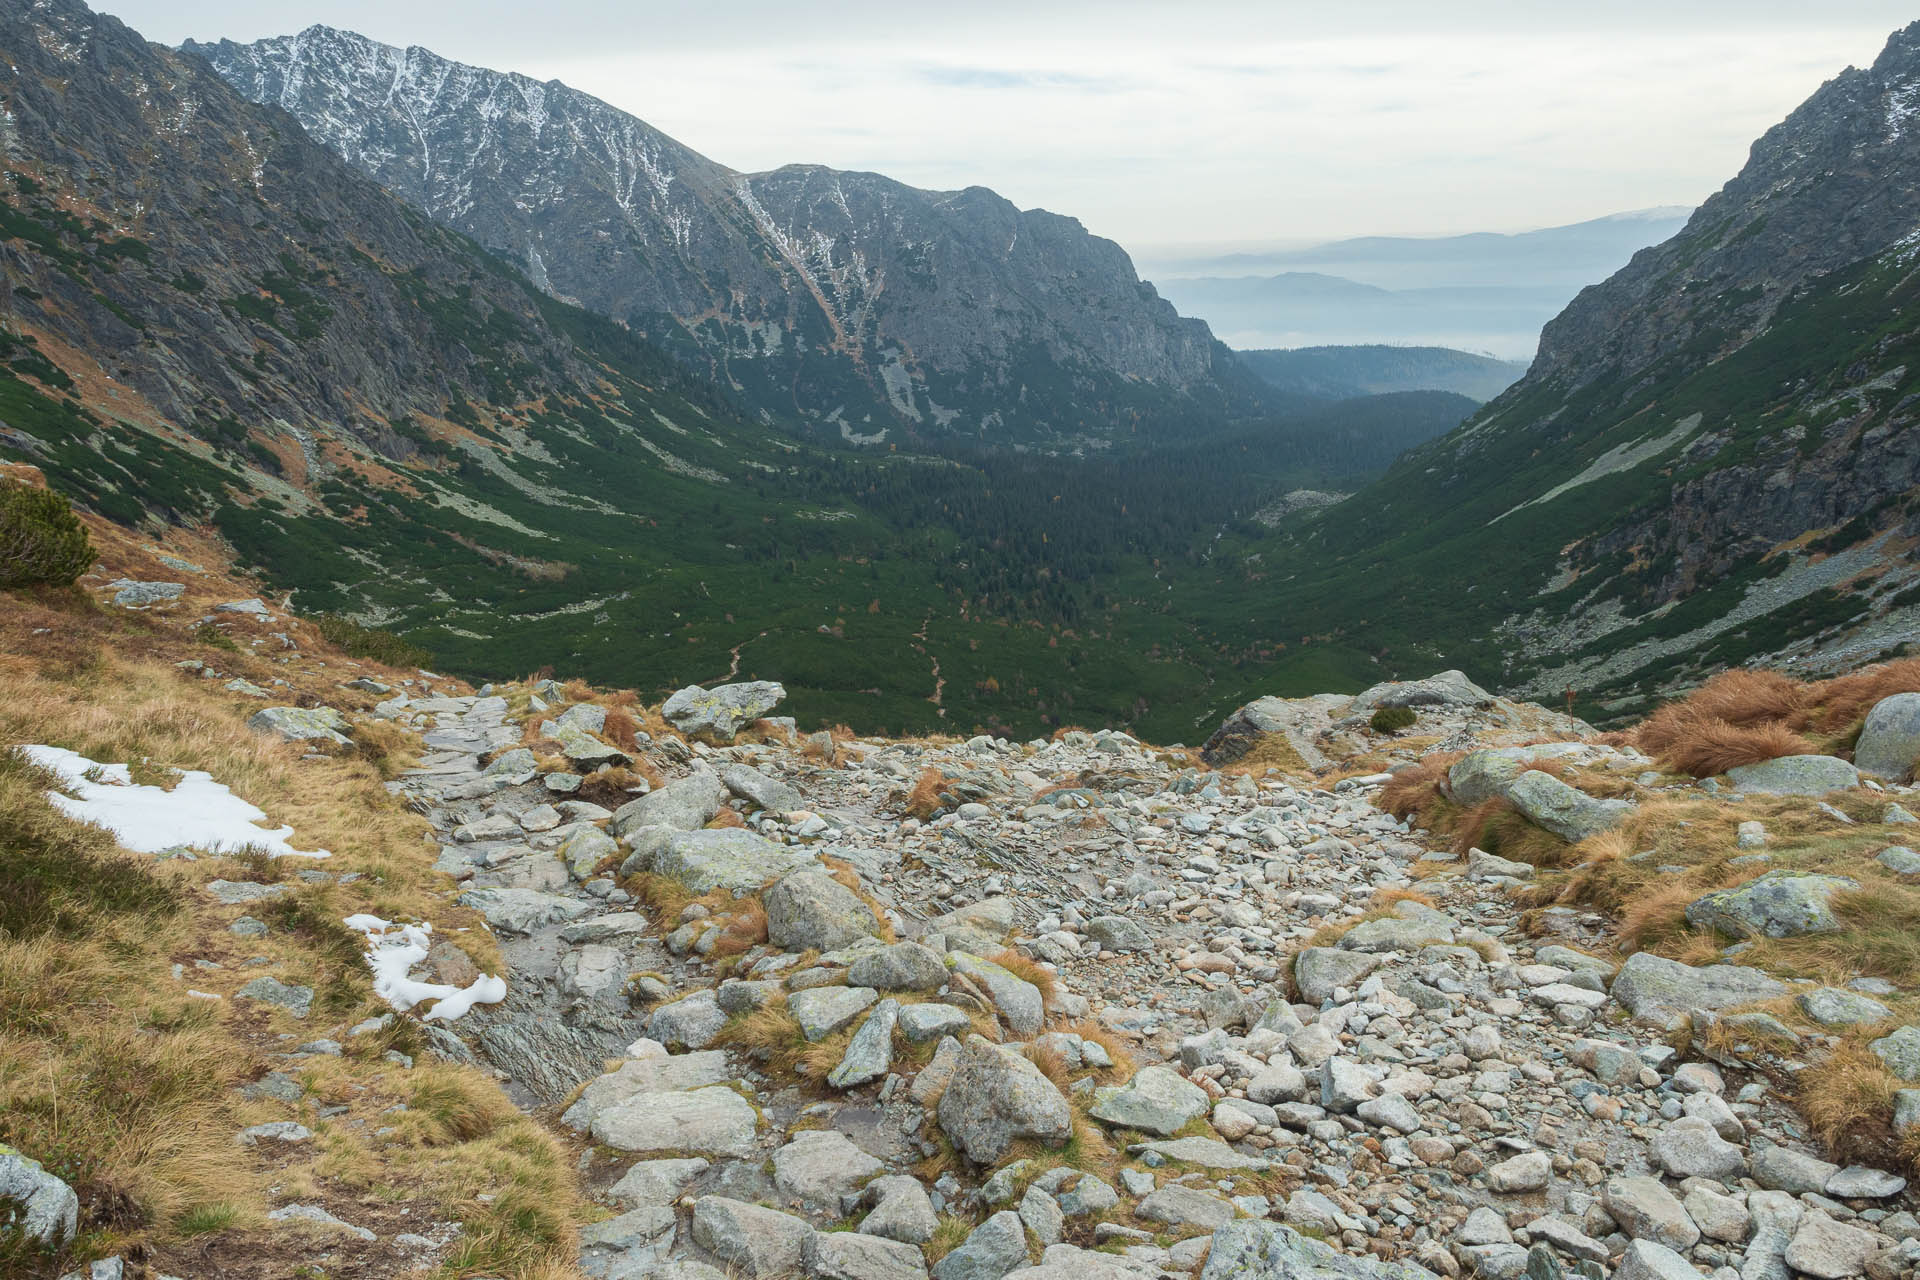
0 481 95 588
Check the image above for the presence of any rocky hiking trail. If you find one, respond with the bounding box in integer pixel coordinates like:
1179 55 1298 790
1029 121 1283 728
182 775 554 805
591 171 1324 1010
187 667 1920 1280
12 608 1920 1280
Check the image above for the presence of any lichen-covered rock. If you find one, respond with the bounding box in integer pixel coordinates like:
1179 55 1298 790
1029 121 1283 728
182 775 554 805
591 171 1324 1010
1294 947 1384 1002
0 1142 78 1246
829 999 900 1090
1725 754 1860 795
721 763 804 813
1505 769 1634 843
1448 750 1528 806
930 1211 1027 1280
764 870 883 952
1088 1064 1208 1136
948 952 1044 1035
770 1128 883 1210
558 824 619 880
1685 870 1858 939
611 767 729 835
592 1086 759 1156
248 705 351 747
936 1035 1072 1164
848 941 949 991
643 828 818 894
1609 951 1787 1028
1854 692 1920 781
662 681 786 742
924 896 1016 953
689 1195 813 1278
1198 1220 1441 1280
789 985 880 1041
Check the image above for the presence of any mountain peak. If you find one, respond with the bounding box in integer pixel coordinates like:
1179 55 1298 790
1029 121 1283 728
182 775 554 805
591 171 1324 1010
188 28 1266 442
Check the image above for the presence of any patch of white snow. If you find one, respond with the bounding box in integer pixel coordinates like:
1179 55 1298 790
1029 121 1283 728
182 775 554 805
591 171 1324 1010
18 744 329 858
343 914 506 1022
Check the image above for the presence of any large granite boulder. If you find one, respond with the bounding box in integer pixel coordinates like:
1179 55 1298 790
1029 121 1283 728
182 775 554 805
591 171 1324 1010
936 1035 1072 1164
764 871 883 952
1351 670 1495 712
1448 751 1529 807
1856 693 1920 782
1199 693 1346 767
612 767 729 835
663 681 786 743
1685 871 1858 939
1609 952 1787 1029
1199 1220 1440 1280
642 829 818 894
1506 770 1633 843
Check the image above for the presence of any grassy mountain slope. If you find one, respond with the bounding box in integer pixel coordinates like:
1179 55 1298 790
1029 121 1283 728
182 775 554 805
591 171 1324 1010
1199 24 1920 721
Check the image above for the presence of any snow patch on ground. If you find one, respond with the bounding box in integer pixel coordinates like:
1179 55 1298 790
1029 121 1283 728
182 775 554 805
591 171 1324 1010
18 744 329 858
344 914 507 1022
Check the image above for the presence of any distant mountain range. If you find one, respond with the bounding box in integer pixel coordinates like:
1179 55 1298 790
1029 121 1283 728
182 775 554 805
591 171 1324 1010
184 27 1272 446
1144 209 1693 359
1237 346 1529 403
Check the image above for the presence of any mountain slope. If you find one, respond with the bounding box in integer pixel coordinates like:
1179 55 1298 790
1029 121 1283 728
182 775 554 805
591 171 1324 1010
184 26 1268 445
0 0 1400 742
1229 22 1920 719
1236 345 1528 402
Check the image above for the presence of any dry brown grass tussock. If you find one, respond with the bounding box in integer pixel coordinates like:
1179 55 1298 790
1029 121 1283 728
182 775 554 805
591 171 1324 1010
1657 720 1817 779
987 948 1058 1003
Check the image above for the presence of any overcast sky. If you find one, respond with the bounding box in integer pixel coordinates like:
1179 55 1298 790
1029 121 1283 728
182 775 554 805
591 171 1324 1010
106 1 1917 252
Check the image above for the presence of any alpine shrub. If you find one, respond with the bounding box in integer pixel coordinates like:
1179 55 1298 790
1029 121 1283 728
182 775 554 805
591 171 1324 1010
0 481 95 588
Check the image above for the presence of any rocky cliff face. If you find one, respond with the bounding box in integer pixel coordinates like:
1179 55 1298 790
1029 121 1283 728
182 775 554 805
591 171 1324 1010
1275 21 1920 716
185 26 1264 444
0 0 619 452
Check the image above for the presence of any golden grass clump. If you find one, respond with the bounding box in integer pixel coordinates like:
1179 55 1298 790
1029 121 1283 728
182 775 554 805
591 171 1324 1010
1795 1041 1916 1173
1219 733 1311 778
1655 720 1817 779
988 949 1058 1003
715 998 810 1077
1799 657 1920 736
351 716 420 779
905 766 949 821
603 708 642 753
405 1064 522 1146
1637 669 1812 751
1379 753 1462 821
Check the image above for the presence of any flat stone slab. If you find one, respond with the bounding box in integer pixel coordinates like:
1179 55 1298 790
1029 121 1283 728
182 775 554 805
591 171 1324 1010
647 828 819 894
1132 1136 1270 1169
590 1086 759 1156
